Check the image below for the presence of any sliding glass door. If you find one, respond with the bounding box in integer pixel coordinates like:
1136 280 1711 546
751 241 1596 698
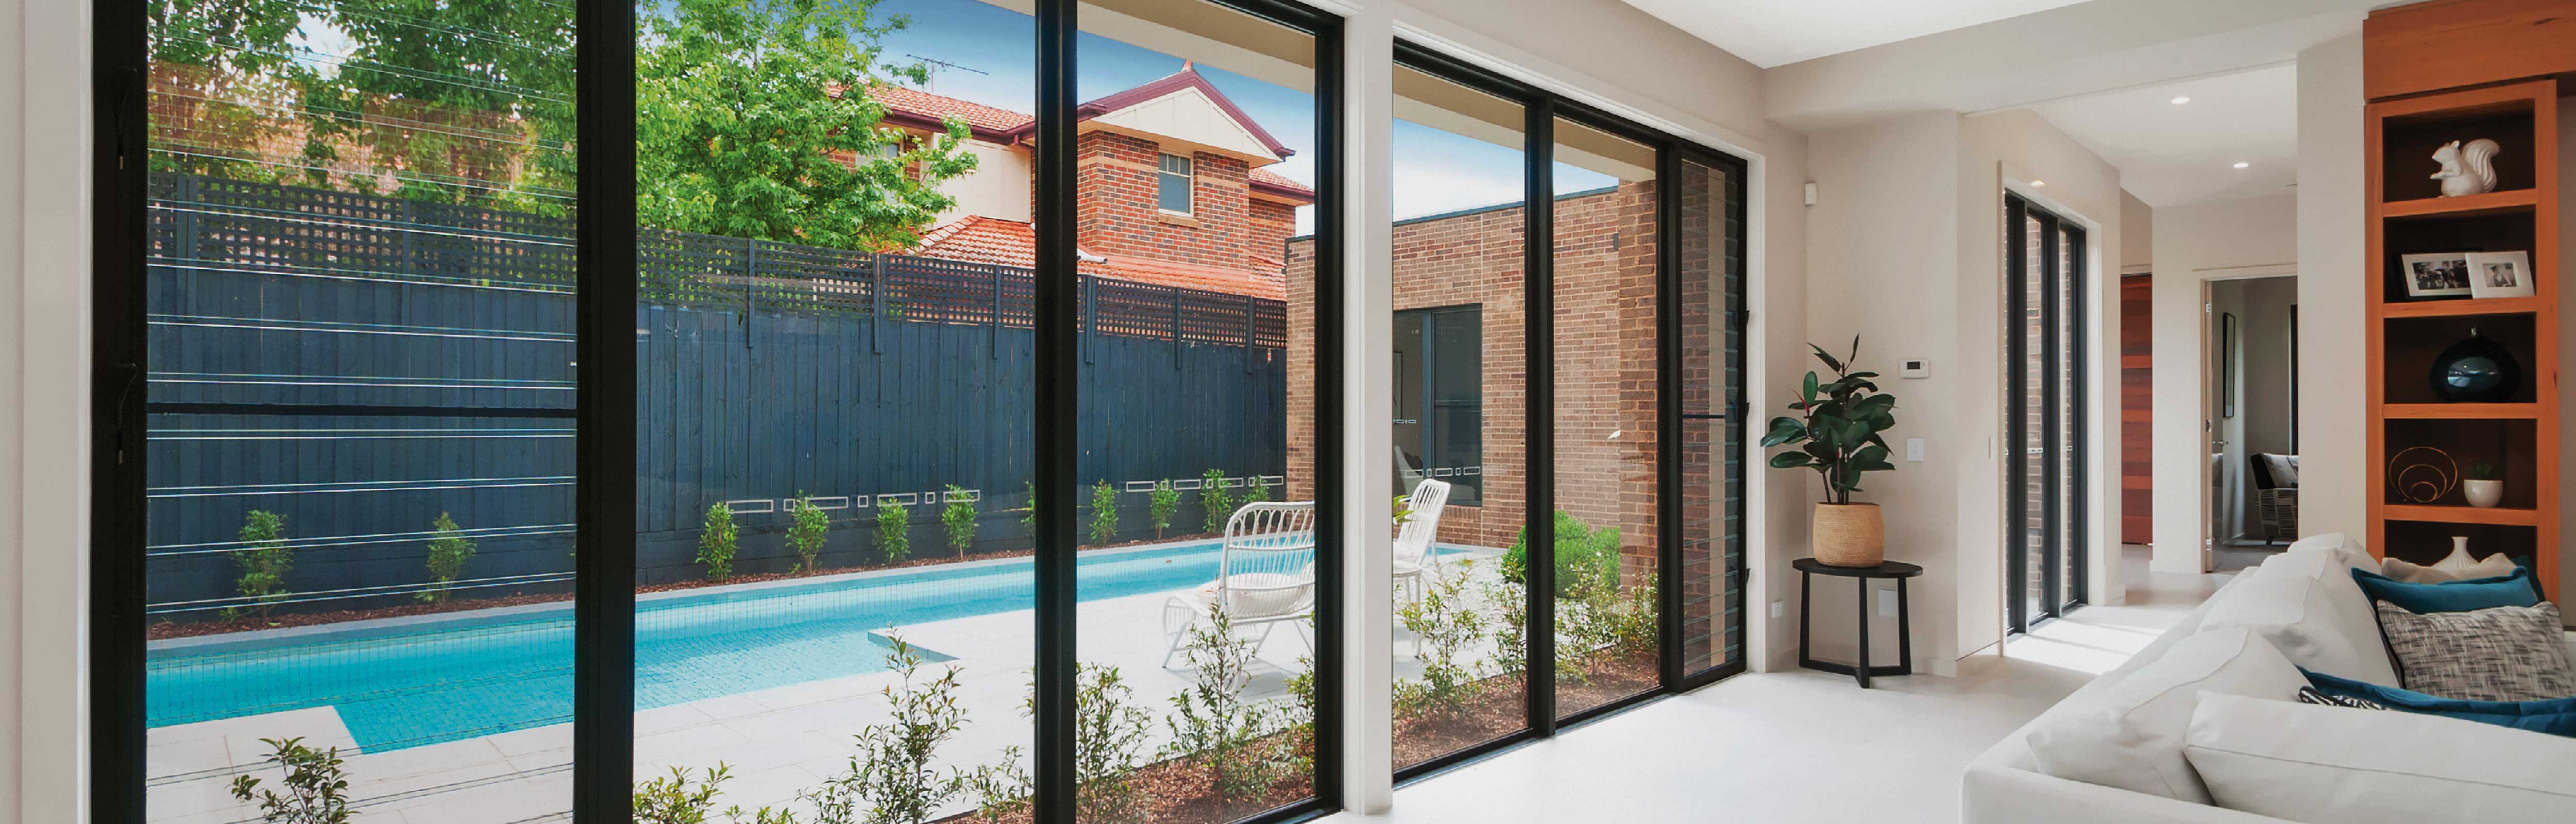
2006 193 2089 633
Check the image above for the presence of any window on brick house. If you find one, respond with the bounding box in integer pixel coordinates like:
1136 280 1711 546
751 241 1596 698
1394 305 1483 506
1158 151 1194 213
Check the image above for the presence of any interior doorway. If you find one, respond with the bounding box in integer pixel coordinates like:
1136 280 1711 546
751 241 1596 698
2204 275 2300 573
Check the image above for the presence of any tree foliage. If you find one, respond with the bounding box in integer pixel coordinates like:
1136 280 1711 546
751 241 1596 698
638 0 978 249
419 511 477 603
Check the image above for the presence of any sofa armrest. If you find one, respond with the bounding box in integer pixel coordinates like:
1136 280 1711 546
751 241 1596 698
1962 763 2290 824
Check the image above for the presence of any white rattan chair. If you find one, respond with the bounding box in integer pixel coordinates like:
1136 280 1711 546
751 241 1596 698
1161 501 1318 668
1391 478 1452 604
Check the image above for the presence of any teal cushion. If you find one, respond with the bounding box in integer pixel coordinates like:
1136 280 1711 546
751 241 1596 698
2350 566 2543 613
2303 668 2576 737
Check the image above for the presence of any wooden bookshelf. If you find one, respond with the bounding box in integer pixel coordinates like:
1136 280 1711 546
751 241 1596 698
2363 78 2560 600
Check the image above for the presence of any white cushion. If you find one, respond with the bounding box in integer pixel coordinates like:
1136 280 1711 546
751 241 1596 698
2200 536 2400 686
2026 627 2309 803
2184 693 2576 823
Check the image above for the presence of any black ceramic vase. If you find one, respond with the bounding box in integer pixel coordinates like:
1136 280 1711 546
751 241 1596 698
2429 329 2520 402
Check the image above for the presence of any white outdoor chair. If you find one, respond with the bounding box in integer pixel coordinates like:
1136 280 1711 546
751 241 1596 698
1161 501 1318 669
1391 478 1452 604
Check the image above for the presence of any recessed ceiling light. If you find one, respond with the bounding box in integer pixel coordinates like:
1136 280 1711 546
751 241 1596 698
2030 180 2047 187
2233 162 2251 169
2171 96 2191 105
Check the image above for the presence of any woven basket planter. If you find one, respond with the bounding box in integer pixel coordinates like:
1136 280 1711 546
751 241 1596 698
1812 503 1885 567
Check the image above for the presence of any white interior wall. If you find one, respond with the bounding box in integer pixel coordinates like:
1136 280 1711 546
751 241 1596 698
2122 191 2154 274
2149 193 2298 571
2295 36 2367 545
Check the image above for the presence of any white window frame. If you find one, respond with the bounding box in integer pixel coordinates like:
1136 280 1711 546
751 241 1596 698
1157 151 1194 215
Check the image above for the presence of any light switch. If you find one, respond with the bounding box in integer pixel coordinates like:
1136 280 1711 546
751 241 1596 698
1899 359 1930 379
1905 437 1925 462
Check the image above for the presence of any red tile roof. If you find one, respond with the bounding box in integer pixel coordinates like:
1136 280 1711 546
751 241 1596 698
1249 167 1313 198
912 216 1286 301
866 84 1033 135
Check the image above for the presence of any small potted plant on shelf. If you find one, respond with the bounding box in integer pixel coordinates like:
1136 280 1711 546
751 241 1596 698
1761 336 1901 567
2463 461 2503 508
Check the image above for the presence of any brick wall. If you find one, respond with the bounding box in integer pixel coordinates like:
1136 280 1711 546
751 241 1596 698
1286 182 1659 577
1075 130 1263 272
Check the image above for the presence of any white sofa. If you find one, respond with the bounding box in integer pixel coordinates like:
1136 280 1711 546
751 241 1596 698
1962 535 2576 823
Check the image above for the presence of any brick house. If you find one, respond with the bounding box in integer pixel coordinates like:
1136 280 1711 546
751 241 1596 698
882 68 1659 569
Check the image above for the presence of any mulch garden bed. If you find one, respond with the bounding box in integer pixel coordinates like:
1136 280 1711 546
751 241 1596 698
1392 648 1660 769
146 534 1223 641
933 736 1316 824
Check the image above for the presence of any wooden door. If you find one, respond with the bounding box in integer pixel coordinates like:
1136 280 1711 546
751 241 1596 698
2121 274 2153 545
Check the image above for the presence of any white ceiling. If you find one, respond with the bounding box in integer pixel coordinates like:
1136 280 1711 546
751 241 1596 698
2025 64 2299 206
1619 0 2095 68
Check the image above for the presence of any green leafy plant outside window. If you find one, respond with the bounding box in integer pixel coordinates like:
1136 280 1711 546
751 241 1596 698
419 512 477 604
697 503 738 580
1148 479 1180 540
941 485 977 559
786 493 829 573
1500 509 1621 598
1200 469 1234 534
229 510 293 622
875 498 912 565
229 736 351 824
1090 480 1120 544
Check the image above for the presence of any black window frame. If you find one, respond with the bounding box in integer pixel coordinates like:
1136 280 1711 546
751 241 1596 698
2005 192 2090 636
89 1 1348 823
1387 38 1753 787
1394 303 1485 506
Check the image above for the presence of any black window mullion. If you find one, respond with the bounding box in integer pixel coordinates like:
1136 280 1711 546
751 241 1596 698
2039 212 2062 622
1032 0 1079 821
1523 98 1556 738
1308 9 1345 807
2004 195 2029 636
1655 141 1683 691
572 0 641 819
90 0 151 819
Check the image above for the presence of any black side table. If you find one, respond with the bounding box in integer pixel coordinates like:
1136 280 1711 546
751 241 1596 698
1793 558 1924 688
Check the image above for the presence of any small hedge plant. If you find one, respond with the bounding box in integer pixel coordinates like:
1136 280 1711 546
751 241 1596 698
786 493 828 573
941 485 977 559
1090 480 1120 544
1199 469 1233 534
1148 479 1180 540
876 497 912 564
229 510 293 622
697 503 737 580
1501 509 1621 598
418 512 476 604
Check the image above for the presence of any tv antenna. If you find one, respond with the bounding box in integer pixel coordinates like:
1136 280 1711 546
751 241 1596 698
907 54 989 93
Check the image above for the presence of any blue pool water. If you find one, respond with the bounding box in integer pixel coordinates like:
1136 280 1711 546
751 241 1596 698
146 542 1267 751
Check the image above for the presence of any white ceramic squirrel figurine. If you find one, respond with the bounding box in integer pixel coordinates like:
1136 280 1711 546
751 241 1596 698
2430 139 2500 197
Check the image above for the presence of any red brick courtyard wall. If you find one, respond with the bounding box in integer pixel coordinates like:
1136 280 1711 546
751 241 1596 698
1285 182 1659 578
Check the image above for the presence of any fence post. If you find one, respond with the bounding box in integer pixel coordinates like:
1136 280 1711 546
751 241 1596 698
744 238 757 350
871 252 884 354
1172 289 1184 370
992 263 1004 359
1082 274 1096 365
1243 294 1256 374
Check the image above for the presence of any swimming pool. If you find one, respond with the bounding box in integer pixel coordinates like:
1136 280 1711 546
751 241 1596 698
146 541 1277 752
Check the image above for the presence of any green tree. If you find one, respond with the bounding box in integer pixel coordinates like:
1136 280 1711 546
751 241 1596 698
419 512 477 604
787 493 829 573
1089 480 1120 545
1147 479 1180 540
1199 469 1234 535
229 736 352 824
876 498 912 564
940 485 978 559
229 510 292 622
698 503 738 580
638 0 978 249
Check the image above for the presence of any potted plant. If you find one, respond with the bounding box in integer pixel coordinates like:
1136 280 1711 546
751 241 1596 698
2463 461 2503 508
1761 337 1900 567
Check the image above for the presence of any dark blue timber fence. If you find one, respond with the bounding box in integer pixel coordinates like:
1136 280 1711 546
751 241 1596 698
142 173 1287 618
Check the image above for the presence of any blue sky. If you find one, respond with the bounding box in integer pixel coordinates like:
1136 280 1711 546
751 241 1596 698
874 0 1615 231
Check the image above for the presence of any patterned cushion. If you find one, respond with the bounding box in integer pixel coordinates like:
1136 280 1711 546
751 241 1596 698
2297 685 2389 710
2373 601 2576 701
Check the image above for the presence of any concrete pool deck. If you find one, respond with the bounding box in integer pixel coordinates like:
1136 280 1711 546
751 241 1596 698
145 544 1513 823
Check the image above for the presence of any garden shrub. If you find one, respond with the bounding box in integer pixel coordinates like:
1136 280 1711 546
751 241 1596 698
1395 560 1485 720
940 485 977 559
1244 476 1272 504
800 636 968 824
786 493 829 573
1199 468 1233 534
1500 510 1621 597
229 510 293 621
874 498 911 565
1164 600 1294 798
1089 479 1118 544
1483 576 1528 682
1071 663 1154 822
229 736 350 824
954 747 1031 823
634 765 726 824
697 503 738 580
1021 480 1037 537
1148 479 1180 540
419 512 477 604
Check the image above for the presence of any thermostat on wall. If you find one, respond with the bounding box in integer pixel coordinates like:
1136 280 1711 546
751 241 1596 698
1899 359 1929 379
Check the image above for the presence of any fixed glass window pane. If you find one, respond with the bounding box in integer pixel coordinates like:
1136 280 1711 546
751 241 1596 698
143 1 577 818
630 0 1033 818
1391 58 1528 774
1677 153 1744 678
1551 115 1661 719
1079 2 1321 820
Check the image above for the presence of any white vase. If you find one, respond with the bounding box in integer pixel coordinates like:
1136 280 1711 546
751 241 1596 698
2431 536 2478 573
2463 479 2503 508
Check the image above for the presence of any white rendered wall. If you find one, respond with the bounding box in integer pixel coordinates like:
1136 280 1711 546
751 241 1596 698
2149 193 2298 572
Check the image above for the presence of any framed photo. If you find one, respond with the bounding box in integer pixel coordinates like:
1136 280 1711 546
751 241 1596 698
2466 251 2535 299
2400 252 2473 298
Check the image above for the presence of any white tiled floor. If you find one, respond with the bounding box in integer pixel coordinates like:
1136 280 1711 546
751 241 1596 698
1323 546 2227 824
